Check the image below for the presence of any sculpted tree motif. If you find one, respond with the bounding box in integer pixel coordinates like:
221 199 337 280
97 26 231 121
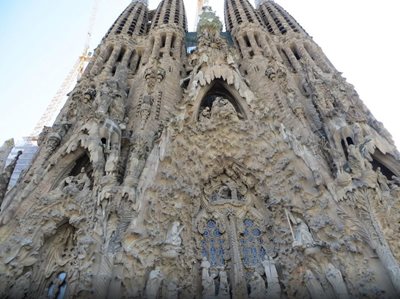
339 187 400 293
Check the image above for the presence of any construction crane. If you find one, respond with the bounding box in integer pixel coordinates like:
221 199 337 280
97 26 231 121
30 0 100 139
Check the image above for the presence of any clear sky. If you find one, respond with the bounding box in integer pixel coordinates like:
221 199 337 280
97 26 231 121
0 0 399 148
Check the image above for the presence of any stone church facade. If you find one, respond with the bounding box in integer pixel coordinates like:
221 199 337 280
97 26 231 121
1 0 400 298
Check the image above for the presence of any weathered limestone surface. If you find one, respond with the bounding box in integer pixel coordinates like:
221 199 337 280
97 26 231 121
1 0 400 298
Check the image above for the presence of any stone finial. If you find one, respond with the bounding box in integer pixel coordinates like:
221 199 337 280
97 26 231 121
255 0 273 8
133 0 148 5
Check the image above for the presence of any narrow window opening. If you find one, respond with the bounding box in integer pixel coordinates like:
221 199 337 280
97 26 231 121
370 150 399 181
341 140 349 160
291 45 301 60
171 34 176 49
111 66 117 76
116 47 126 63
161 34 166 48
243 35 251 47
254 34 261 48
127 50 136 69
136 54 142 71
346 137 354 146
103 46 114 64
280 49 295 72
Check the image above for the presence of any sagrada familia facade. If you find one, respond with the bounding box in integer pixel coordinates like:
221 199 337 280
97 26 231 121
1 0 400 298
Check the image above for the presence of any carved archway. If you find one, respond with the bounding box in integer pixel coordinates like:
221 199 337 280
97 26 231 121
194 79 249 121
50 149 93 191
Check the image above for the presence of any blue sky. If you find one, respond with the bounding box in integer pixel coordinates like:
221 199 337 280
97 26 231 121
0 0 399 147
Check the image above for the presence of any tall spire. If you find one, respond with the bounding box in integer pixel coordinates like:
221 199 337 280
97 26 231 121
151 0 187 31
257 0 307 35
224 0 263 32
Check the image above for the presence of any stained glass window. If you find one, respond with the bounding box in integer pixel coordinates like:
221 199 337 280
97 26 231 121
240 219 266 268
48 272 67 299
201 220 225 267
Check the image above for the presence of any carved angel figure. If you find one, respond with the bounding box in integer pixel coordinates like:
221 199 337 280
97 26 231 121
165 221 184 247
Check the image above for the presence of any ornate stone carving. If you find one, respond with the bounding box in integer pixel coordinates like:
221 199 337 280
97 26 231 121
262 255 281 298
145 267 164 299
325 263 349 299
248 271 267 299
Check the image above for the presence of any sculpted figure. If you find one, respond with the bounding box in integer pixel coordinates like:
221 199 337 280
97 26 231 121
201 257 216 298
262 255 281 298
286 210 315 249
293 217 315 248
145 267 164 299
248 271 267 299
218 269 230 299
165 221 184 247
347 144 368 177
139 95 154 129
325 263 349 299
199 106 211 123
211 97 238 121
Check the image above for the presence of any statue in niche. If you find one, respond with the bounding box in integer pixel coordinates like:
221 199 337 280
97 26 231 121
58 167 91 195
145 267 164 299
218 268 230 299
325 263 349 299
139 95 154 129
165 221 184 246
248 271 267 299
347 144 370 177
163 221 184 258
211 97 239 121
262 255 281 298
201 257 217 298
211 183 244 204
104 144 120 176
96 79 118 118
199 106 211 123
125 134 152 189
286 210 315 249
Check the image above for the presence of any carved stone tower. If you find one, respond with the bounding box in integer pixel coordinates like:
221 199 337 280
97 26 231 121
1 0 400 298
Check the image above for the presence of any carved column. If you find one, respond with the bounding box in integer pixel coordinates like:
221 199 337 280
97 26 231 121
227 214 248 299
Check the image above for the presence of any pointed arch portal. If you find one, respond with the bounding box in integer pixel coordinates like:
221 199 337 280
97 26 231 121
195 79 248 121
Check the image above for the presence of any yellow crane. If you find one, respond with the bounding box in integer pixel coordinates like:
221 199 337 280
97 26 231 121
30 0 100 140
